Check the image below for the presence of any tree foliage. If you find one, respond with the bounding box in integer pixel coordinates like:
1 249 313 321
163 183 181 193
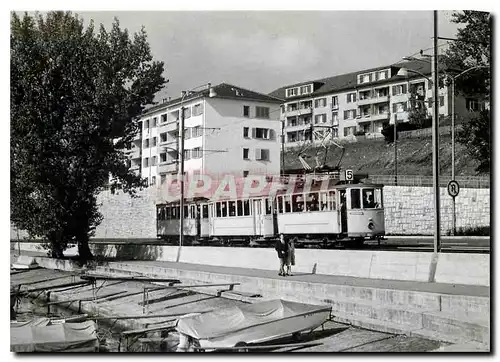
441 10 491 174
407 86 431 128
456 110 490 174
442 10 491 97
11 11 166 260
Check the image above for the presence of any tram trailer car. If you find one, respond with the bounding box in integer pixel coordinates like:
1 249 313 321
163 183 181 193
156 182 385 247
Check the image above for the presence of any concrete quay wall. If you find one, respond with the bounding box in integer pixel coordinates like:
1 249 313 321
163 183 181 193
15 242 489 287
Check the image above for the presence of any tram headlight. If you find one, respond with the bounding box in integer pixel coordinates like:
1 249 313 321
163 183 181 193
368 222 374 230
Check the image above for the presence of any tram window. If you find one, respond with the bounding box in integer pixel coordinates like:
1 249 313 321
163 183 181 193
216 203 222 217
265 199 272 215
319 192 329 211
277 196 284 213
237 200 243 216
306 193 319 211
202 205 209 218
374 189 383 208
350 189 361 209
328 191 337 210
190 205 196 218
243 200 250 216
161 207 166 220
171 207 176 219
284 196 291 213
292 194 304 212
229 201 236 216
362 189 376 209
166 207 171 220
221 202 227 217
184 206 188 219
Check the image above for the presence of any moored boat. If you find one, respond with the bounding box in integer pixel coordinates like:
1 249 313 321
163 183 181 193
175 299 332 351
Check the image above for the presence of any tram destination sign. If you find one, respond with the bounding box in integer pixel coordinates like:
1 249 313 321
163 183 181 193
447 180 460 198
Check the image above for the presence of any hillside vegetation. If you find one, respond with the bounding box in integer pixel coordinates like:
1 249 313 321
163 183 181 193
283 134 484 177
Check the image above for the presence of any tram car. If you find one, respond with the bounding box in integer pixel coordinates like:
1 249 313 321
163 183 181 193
156 181 385 247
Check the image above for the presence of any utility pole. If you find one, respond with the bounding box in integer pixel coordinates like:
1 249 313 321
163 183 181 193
281 120 285 176
451 77 456 236
432 10 441 253
393 113 397 186
176 105 185 263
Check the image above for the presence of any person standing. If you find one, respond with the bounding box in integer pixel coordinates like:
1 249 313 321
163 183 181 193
275 234 289 276
286 237 295 276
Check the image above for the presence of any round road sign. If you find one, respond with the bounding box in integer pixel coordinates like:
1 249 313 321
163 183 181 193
447 180 460 198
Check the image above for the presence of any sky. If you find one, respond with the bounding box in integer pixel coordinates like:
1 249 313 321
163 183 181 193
73 10 463 101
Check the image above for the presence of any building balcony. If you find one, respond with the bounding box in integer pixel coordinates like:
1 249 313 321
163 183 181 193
158 162 178 174
356 114 373 123
371 112 390 121
285 107 312 117
158 121 178 134
129 147 141 159
357 95 389 106
285 123 311 132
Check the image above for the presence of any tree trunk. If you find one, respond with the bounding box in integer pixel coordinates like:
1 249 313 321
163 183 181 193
78 240 93 262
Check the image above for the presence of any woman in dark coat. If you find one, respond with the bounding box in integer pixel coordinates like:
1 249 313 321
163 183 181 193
275 234 289 276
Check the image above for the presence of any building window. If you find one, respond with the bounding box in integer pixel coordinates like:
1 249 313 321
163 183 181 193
314 98 327 108
253 128 271 139
192 147 201 159
152 117 157 127
255 148 270 161
243 127 249 138
160 133 167 143
151 156 157 166
243 148 249 160
439 96 444 107
392 102 408 113
143 138 150 148
428 97 433 108
377 70 388 80
243 171 249 178
193 103 203 116
160 153 167 163
392 84 407 95
343 126 356 137
256 106 270 119
143 157 149 167
183 107 191 119
184 128 191 140
151 176 156 185
314 114 327 124
160 174 166 184
243 105 250 117
466 98 483 112
332 96 338 108
343 110 356 120
332 112 339 125
286 87 298 97
286 103 298 112
359 73 371 84
332 127 339 138
144 119 149 129
184 149 191 160
347 93 356 103
300 84 312 95
152 137 157 147
161 114 167 124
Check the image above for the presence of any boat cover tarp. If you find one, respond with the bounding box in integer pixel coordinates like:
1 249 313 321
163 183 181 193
11 320 98 352
176 299 329 341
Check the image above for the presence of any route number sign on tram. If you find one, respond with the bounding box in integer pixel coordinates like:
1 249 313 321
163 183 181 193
447 180 460 198
345 169 354 181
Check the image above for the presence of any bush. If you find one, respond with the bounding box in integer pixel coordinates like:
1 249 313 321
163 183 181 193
381 122 421 143
446 226 490 236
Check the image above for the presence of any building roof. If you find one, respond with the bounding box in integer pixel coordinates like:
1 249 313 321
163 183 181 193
142 82 283 117
268 59 433 101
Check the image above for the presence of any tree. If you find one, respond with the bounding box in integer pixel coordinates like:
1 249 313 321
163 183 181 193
407 85 431 128
456 110 490 174
442 11 491 97
441 11 491 174
11 12 166 260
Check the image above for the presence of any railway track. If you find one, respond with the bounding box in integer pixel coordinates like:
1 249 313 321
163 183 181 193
11 238 490 254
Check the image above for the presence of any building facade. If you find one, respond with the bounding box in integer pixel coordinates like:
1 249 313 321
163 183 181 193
124 83 283 185
269 59 484 148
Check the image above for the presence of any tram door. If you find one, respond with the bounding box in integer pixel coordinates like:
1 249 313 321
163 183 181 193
339 190 348 233
253 199 262 236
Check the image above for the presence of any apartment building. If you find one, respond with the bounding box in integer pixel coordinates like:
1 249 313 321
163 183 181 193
269 59 482 148
123 83 282 185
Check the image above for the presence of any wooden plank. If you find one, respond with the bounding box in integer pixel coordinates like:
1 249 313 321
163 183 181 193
80 274 181 284
11 273 75 287
149 283 240 289
20 280 90 294
46 290 129 305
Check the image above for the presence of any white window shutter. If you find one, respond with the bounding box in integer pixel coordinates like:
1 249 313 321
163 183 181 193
252 128 256 138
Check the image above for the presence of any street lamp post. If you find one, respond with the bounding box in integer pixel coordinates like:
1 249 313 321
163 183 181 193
432 10 440 253
176 83 216 263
